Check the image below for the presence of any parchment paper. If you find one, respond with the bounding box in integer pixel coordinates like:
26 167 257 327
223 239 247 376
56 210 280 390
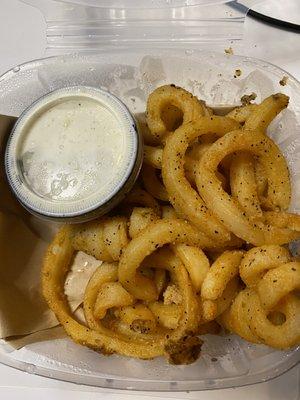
0 125 100 347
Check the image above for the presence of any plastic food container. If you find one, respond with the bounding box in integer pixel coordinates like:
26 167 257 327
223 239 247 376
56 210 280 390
0 0 299 392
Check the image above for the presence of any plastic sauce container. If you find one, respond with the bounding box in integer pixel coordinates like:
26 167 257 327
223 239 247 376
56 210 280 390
5 86 142 222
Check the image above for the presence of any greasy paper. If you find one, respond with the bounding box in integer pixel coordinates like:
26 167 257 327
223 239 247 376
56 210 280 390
0 207 59 338
0 191 99 342
0 122 99 344
65 251 101 311
6 326 66 349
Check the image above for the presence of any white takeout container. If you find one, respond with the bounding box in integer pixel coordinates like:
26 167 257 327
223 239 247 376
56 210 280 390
0 0 299 392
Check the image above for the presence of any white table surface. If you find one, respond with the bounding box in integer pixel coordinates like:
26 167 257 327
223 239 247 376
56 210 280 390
0 0 299 398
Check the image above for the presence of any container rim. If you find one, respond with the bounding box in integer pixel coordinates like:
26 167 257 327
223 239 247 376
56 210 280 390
0 340 299 391
4 85 140 220
26 0 234 10
1 50 299 99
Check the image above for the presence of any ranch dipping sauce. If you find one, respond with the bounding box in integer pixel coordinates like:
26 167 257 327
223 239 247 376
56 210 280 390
20 97 124 201
5 86 142 221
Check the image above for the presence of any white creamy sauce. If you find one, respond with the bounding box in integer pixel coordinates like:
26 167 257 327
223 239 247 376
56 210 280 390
19 97 125 201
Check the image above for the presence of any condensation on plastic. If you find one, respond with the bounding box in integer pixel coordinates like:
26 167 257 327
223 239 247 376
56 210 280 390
0 50 299 391
21 0 258 54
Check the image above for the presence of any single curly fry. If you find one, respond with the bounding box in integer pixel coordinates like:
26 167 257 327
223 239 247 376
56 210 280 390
161 205 178 219
135 112 160 146
149 302 182 330
264 211 300 231
254 161 268 200
219 289 262 344
227 104 258 123
239 245 292 287
102 217 129 261
185 154 227 189
146 85 210 144
196 129 293 245
202 300 218 322
247 291 300 349
117 304 157 333
72 220 113 262
214 277 240 317
203 278 240 322
256 262 300 310
162 116 239 242
141 164 169 201
244 93 289 131
129 207 159 239
230 152 264 223
94 281 134 319
122 187 161 215
143 145 163 169
173 244 210 292
201 250 244 300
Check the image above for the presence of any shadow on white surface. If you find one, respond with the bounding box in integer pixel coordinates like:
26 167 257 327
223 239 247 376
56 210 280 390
0 0 46 74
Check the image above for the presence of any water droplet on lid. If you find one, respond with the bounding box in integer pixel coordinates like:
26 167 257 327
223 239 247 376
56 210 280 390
185 49 194 56
25 363 37 374
70 178 78 187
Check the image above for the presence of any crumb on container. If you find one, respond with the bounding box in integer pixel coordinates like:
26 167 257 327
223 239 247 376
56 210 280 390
279 76 288 86
241 92 257 106
165 335 203 365
234 69 242 78
225 47 234 55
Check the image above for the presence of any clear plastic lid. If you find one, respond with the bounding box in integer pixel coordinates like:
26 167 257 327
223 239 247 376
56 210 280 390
53 0 233 8
22 0 258 54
